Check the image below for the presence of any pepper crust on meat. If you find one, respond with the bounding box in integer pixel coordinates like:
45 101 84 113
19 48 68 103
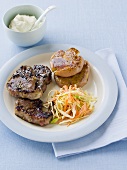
15 98 53 126
6 65 52 100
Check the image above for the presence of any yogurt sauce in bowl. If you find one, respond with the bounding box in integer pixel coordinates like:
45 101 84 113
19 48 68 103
9 14 43 32
3 4 47 47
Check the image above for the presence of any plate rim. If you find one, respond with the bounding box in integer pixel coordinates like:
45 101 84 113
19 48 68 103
0 44 118 142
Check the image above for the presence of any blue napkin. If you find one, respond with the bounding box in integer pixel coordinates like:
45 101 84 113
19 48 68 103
52 49 127 158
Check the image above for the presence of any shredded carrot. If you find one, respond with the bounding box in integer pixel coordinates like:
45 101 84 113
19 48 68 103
43 85 97 126
79 103 87 115
64 99 68 112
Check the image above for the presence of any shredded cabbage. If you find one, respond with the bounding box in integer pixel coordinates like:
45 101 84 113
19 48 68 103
43 85 97 126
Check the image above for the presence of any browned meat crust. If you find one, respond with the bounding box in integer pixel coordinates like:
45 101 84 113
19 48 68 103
15 98 53 126
6 65 52 100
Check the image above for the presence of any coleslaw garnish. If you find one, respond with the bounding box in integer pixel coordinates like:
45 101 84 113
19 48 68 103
43 85 97 126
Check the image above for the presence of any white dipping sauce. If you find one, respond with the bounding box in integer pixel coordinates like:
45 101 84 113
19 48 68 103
9 14 43 32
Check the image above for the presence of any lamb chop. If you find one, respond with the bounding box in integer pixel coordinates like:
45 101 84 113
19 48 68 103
15 98 53 126
6 65 52 100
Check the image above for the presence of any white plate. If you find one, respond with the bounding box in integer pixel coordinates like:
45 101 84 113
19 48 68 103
0 44 118 142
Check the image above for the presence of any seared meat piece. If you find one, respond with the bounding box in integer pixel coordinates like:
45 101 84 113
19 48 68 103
54 61 90 87
6 65 52 100
33 65 52 85
50 48 84 77
15 98 53 126
32 65 52 95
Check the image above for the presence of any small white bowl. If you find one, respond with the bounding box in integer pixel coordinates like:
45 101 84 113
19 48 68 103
3 5 46 47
